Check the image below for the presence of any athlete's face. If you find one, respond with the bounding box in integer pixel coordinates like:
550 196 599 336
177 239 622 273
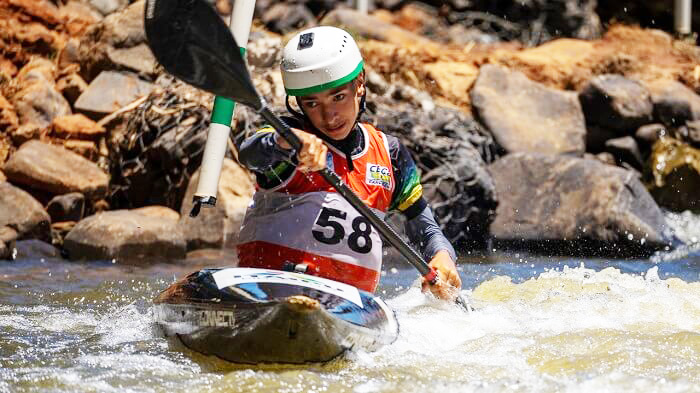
297 73 365 140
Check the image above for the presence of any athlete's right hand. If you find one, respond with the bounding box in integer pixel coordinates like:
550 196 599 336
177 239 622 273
276 129 327 172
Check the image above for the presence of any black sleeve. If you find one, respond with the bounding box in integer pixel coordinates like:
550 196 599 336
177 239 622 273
405 205 457 262
236 117 301 188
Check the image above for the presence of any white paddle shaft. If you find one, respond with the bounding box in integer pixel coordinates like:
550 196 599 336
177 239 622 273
193 0 256 205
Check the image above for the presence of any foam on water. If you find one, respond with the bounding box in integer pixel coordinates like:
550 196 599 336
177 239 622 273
344 265 700 392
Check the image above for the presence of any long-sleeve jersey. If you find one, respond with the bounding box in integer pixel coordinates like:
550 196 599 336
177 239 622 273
236 117 457 263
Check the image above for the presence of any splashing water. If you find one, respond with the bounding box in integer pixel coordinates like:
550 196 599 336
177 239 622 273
2 255 700 393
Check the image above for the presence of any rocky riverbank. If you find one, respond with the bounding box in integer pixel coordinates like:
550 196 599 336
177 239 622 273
1 0 699 262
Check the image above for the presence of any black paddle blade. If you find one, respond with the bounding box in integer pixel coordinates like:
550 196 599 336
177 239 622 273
144 0 262 109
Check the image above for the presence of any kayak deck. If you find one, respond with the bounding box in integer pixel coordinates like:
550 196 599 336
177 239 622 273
153 268 399 364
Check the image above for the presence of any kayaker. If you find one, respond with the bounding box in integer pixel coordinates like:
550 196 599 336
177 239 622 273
236 26 461 300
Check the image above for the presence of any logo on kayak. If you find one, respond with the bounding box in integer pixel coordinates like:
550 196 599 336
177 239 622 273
198 310 235 327
212 268 364 307
366 163 391 190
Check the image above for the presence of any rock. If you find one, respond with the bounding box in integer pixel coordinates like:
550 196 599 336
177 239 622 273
64 209 186 261
470 65 586 155
595 152 617 166
89 0 129 16
10 123 41 145
489 153 670 257
648 79 700 128
133 206 180 221
179 159 255 250
51 114 105 140
635 123 667 148
0 227 18 260
0 182 51 242
46 193 85 222
3 140 109 198
322 8 440 49
57 38 82 69
74 71 155 119
56 73 88 106
0 170 5 183
14 240 62 260
684 120 700 148
106 44 157 74
649 137 700 213
78 0 152 80
12 73 71 129
260 2 315 34
585 125 618 153
579 74 653 133
62 140 99 161
605 136 644 170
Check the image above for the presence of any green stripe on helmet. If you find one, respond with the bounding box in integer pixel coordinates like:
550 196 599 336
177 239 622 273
285 61 364 97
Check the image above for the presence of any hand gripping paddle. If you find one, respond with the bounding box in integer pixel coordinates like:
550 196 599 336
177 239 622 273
144 0 470 312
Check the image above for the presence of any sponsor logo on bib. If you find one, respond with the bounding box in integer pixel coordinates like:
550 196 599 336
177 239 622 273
365 163 392 190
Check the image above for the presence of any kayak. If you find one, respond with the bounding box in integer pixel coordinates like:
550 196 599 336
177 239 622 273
153 267 399 364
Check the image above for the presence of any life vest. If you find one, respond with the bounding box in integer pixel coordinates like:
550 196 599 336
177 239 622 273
237 123 394 292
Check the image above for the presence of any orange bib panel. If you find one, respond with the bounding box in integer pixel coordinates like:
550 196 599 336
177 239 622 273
237 124 394 292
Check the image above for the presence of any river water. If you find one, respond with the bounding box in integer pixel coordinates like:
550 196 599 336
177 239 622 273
2 212 700 393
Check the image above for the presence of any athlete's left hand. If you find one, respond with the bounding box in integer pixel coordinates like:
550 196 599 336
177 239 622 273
421 250 462 301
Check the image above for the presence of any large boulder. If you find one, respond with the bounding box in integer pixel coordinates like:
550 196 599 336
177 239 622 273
0 182 51 242
64 207 186 261
648 137 700 213
179 159 255 250
2 140 109 199
489 153 671 257
74 71 155 119
470 65 586 155
579 74 653 133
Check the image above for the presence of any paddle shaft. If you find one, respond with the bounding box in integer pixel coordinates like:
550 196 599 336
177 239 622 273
259 107 438 284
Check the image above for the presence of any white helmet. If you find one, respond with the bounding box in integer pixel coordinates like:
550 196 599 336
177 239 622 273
281 26 364 97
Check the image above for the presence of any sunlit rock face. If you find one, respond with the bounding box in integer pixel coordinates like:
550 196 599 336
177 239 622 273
489 152 671 257
471 65 586 156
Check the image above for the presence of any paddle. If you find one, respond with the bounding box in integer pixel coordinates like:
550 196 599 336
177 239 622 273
144 0 470 312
